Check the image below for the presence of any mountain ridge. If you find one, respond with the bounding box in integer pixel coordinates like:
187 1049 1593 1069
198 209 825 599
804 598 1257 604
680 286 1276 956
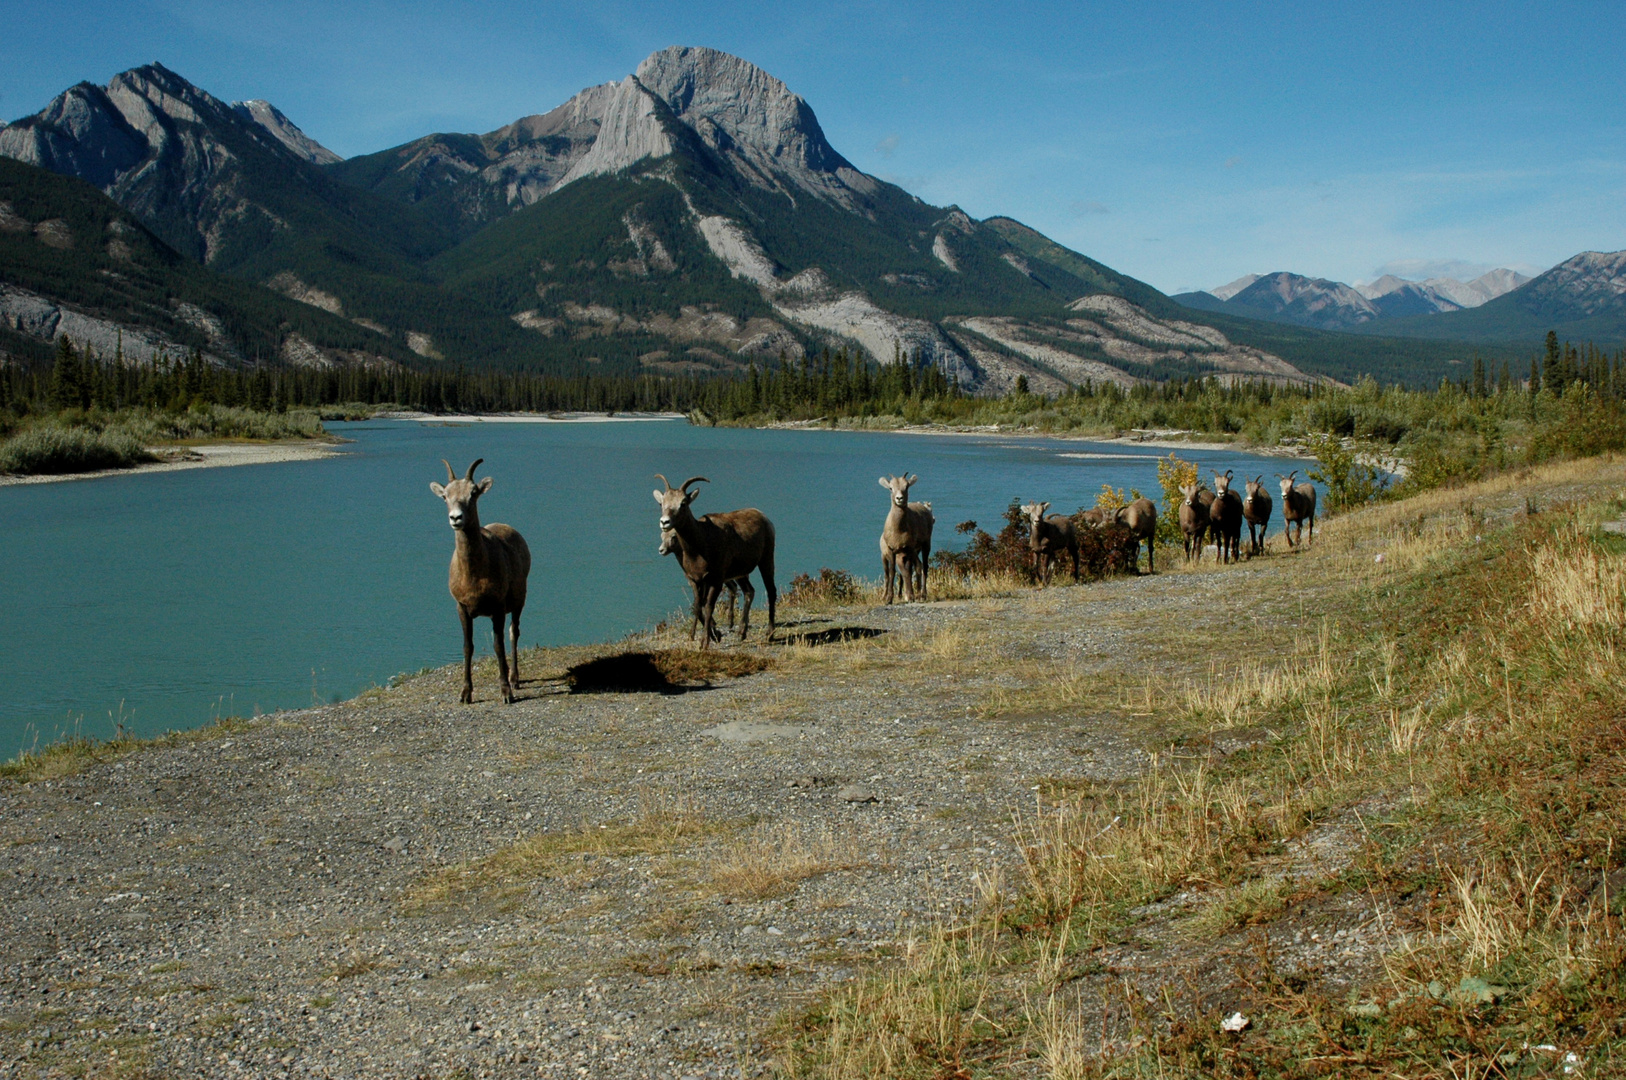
0 49 1538 388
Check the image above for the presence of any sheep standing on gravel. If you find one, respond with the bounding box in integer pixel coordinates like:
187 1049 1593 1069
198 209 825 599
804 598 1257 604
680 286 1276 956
1179 481 1215 562
1210 471 1244 564
879 474 935 603
430 459 531 704
1021 501 1079 585
1278 471 1318 548
1242 476 1273 556
655 475 777 649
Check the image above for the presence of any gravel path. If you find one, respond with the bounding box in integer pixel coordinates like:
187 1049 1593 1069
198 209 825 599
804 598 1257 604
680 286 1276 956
0 561 1321 1078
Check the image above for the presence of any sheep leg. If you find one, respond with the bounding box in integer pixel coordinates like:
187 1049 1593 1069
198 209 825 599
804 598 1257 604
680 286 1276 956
724 581 738 632
915 546 929 601
736 576 756 641
509 606 522 685
900 553 916 602
1070 542 1080 582
491 612 514 703
882 551 896 604
760 551 777 641
1147 534 1155 574
699 581 722 651
459 606 475 704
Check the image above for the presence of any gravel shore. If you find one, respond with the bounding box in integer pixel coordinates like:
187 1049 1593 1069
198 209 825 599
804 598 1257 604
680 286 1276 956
0 560 1268 1079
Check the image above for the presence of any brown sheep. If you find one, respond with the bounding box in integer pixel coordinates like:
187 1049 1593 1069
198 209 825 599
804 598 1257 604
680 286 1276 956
1114 497 1158 573
1020 501 1079 585
654 475 777 649
1278 471 1318 548
879 474 935 603
661 525 738 642
1178 481 1215 562
429 459 531 704
1210 470 1244 564
1242 476 1273 555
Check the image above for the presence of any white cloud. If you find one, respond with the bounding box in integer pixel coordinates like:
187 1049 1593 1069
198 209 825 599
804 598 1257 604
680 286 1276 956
874 133 900 158
1070 200 1110 216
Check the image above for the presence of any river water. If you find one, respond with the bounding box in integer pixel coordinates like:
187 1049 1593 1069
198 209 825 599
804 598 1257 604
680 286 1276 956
0 418 1287 755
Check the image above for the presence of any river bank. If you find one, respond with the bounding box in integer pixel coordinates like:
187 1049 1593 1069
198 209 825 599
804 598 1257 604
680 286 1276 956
0 440 343 487
4 454 1617 1076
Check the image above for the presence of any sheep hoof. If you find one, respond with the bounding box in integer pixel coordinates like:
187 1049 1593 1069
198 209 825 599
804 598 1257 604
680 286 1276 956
460 687 473 704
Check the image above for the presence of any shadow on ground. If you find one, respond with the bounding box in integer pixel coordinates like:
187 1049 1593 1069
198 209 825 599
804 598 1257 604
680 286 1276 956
781 627 887 647
557 649 775 694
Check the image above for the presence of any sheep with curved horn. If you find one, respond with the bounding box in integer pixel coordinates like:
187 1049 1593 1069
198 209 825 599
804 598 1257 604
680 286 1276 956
1210 469 1244 564
1277 470 1317 548
653 474 777 649
429 458 531 703
1242 475 1273 556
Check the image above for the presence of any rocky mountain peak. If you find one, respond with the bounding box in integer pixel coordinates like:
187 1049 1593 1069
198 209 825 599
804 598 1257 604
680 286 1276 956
556 46 874 206
633 46 866 200
231 99 341 165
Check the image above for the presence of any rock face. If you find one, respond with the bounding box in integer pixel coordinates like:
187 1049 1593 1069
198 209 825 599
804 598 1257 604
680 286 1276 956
1224 272 1380 330
2 49 1335 389
1507 251 1626 319
230 99 342 165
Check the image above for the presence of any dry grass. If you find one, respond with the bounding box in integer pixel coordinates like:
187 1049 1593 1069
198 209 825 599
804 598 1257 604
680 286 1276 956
780 455 1626 1078
406 788 722 910
706 822 873 899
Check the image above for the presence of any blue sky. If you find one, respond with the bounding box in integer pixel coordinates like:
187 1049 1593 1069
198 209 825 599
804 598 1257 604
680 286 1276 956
2 1 1620 294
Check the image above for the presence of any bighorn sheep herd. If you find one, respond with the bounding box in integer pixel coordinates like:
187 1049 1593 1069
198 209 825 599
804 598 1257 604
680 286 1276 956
426 452 1314 701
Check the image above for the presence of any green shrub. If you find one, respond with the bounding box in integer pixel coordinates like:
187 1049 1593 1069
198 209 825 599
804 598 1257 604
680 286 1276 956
0 425 155 475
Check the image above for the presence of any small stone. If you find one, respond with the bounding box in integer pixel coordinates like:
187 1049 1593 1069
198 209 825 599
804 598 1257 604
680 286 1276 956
1220 1012 1249 1033
788 776 818 789
766 926 783 936
838 784 877 803
382 837 408 854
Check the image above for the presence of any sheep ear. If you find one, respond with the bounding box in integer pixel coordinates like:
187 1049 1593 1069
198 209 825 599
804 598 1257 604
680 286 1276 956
430 482 447 498
906 474 918 485
878 476 892 488
476 477 493 494
652 489 665 503
1040 502 1050 514
685 487 701 504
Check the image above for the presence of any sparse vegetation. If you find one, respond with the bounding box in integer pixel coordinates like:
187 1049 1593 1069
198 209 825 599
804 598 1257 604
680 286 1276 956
778 454 1626 1078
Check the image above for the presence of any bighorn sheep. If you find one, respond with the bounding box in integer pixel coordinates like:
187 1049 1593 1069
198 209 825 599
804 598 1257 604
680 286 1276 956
1210 471 1244 564
1242 476 1273 556
660 526 739 641
879 474 935 603
430 459 531 704
1178 482 1215 562
1277 471 1318 548
1076 506 1112 530
1114 497 1158 574
654 475 777 649
1021 501 1079 585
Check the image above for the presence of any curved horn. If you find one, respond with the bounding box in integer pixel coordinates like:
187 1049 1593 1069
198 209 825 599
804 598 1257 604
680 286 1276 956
465 458 484 481
1225 469 1234 480
679 476 709 493
441 459 456 483
1287 470 1298 481
654 473 672 492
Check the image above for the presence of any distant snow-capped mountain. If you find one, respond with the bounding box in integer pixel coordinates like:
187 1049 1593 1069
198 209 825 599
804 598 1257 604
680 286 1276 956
1175 266 1534 332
